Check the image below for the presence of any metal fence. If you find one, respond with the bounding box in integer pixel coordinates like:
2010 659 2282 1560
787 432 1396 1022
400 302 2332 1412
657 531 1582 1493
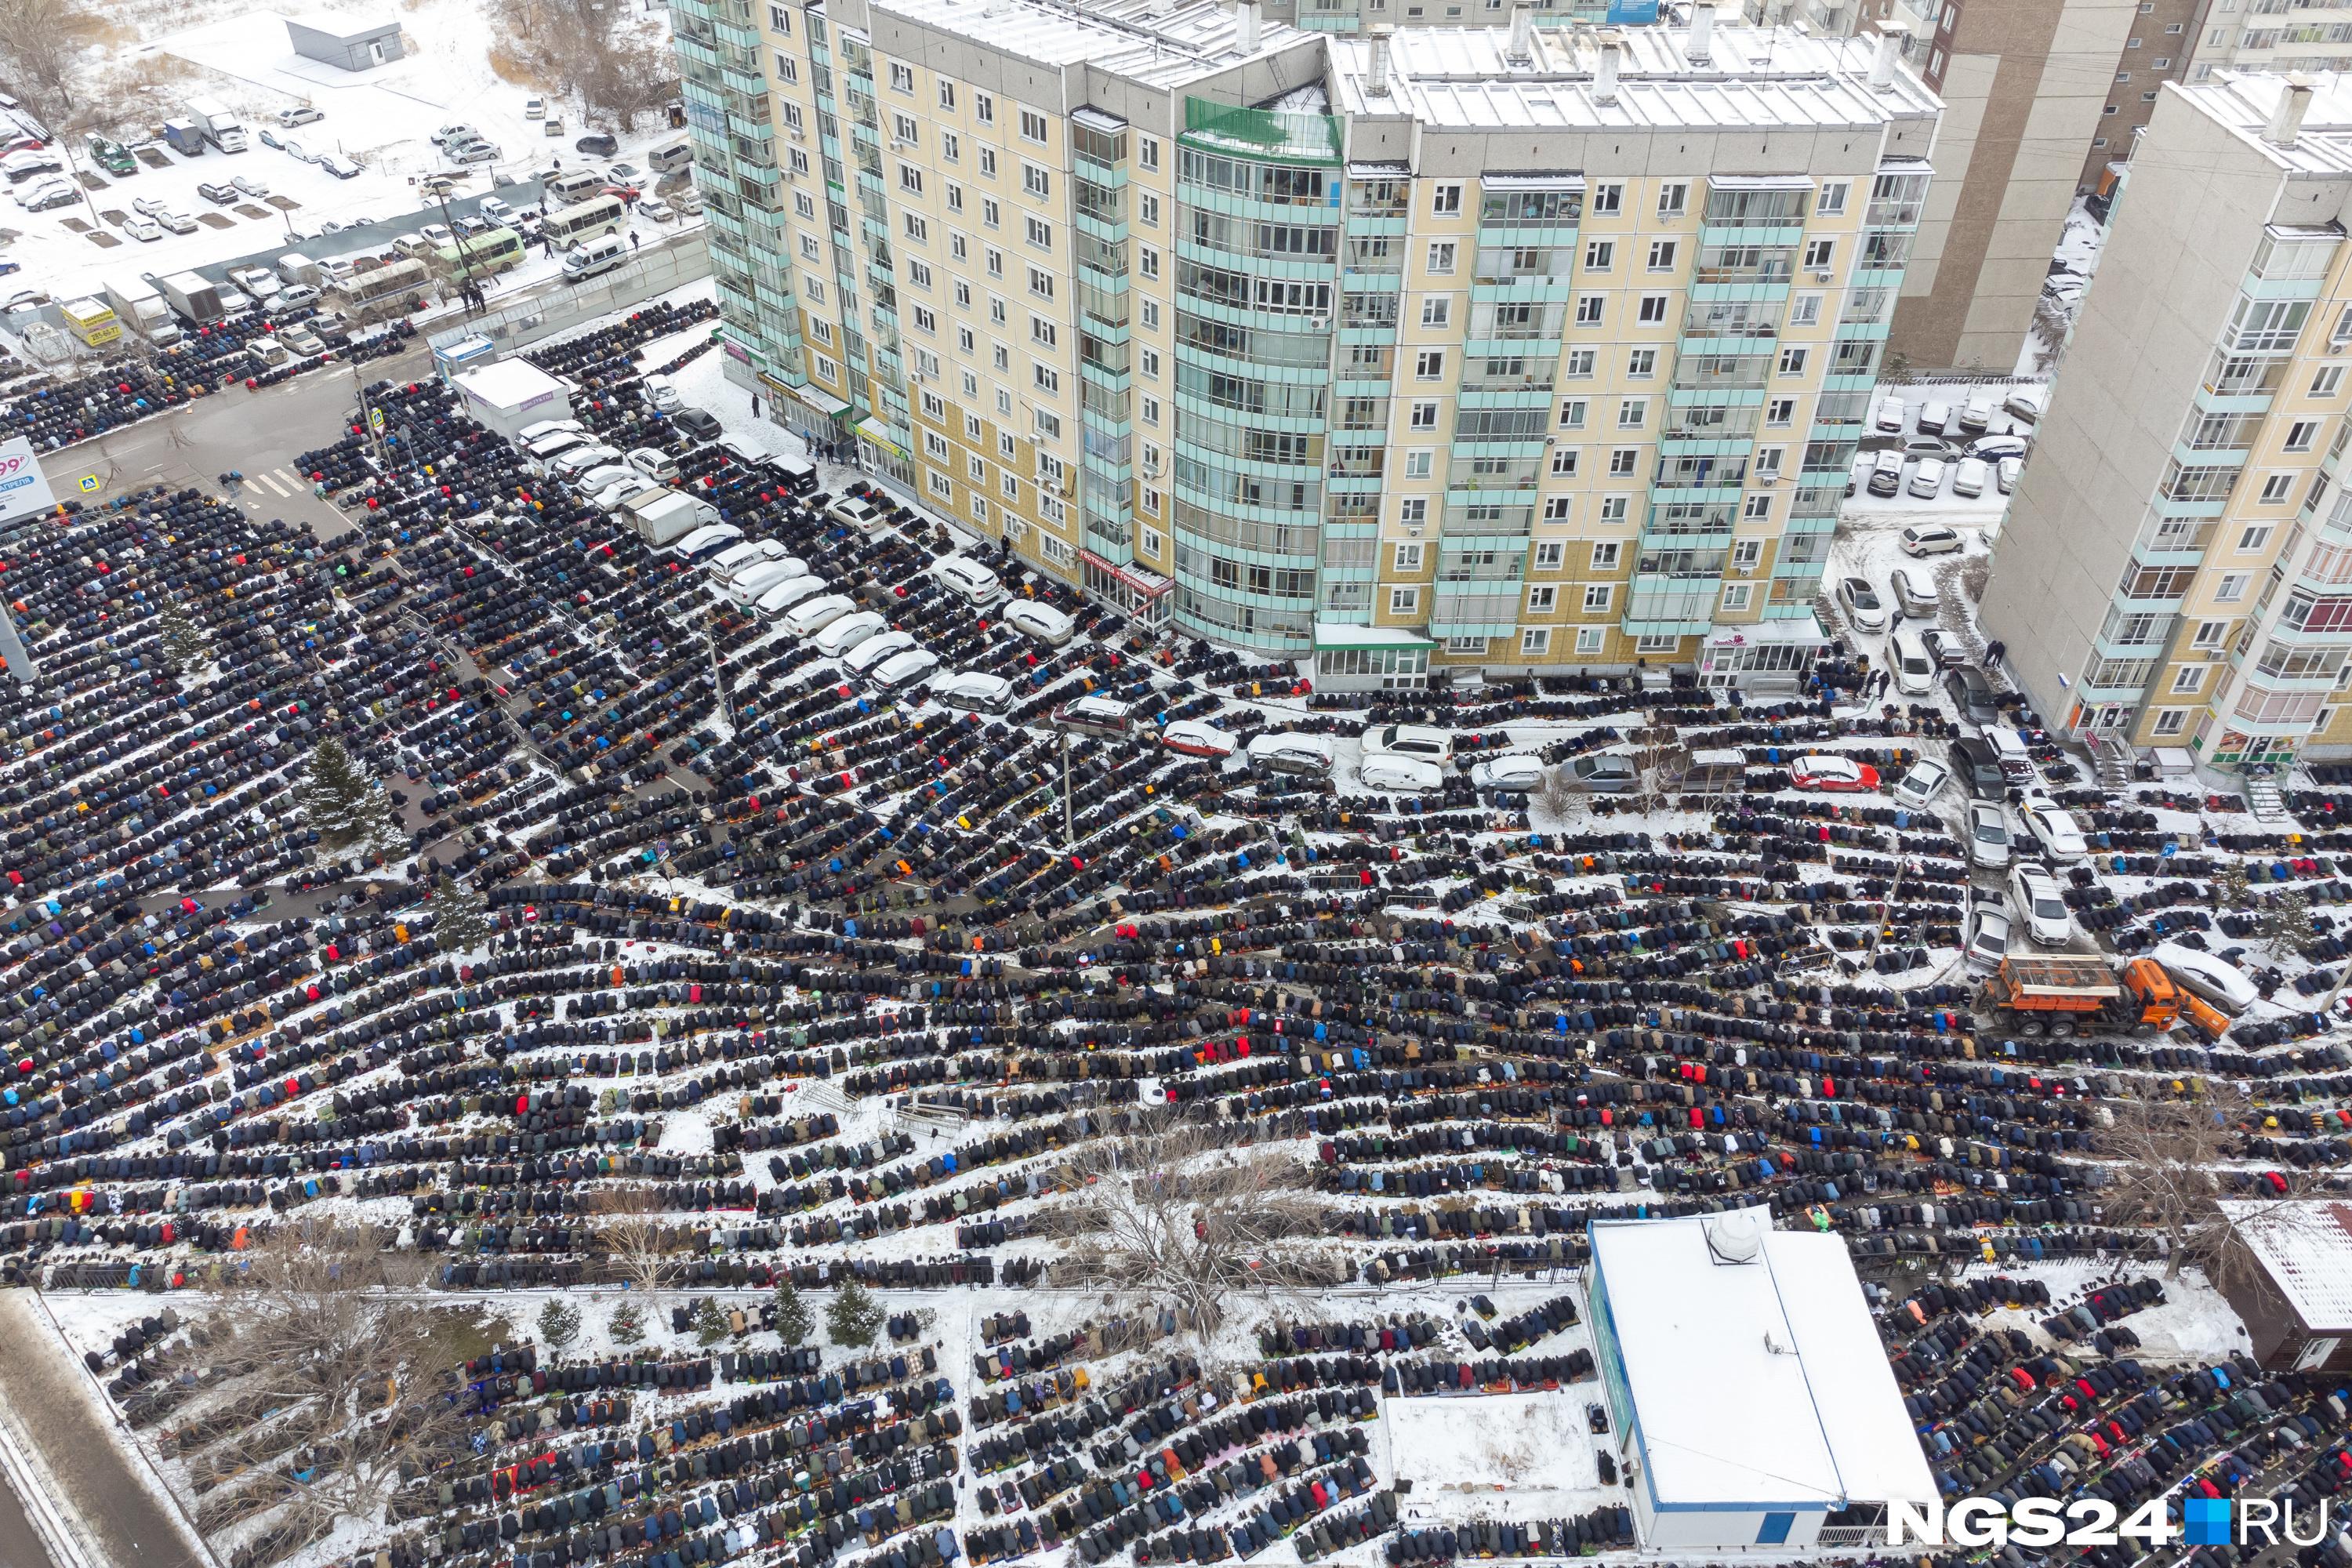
426 233 710 358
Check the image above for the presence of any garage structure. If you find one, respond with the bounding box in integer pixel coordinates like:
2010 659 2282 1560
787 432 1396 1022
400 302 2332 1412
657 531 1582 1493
283 13 405 71
1585 1209 1934 1550
2214 1200 2352 1373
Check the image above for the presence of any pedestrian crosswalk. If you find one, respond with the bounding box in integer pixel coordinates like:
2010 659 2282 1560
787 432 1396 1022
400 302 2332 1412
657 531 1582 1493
243 466 306 499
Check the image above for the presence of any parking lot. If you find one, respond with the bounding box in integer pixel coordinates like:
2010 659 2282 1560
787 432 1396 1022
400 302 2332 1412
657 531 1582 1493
3 289 2351 1568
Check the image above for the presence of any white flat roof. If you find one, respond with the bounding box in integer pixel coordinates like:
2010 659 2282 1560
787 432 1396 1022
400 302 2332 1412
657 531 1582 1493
2218 1199 2352 1330
1592 1212 1933 1510
871 0 1309 90
2178 73 2352 177
1328 24 1940 131
454 358 568 412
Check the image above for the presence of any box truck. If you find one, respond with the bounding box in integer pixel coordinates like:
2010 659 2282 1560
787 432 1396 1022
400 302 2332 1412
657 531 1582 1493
101 279 182 346
623 489 720 548
183 96 247 153
151 270 225 328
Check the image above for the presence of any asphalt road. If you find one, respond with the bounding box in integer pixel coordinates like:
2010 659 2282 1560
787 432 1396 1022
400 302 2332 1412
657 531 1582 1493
0 1468 59 1568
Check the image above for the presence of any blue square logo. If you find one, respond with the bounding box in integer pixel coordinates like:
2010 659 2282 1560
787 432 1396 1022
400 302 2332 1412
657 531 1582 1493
2184 1497 2232 1545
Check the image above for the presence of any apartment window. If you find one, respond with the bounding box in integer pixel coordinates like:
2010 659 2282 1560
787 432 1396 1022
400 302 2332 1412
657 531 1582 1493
1416 350 1446 380
1394 542 1425 572
1657 182 1688 218
1584 585 1613 612
1141 299 1160 329
1647 239 1678 271
1817 180 1849 216
1803 238 1835 270
1028 265 1054 299
2260 472 2296 503
1410 400 1440 430
1609 448 1638 477
1565 350 1596 378
913 305 938 334
2152 708 2189 736
938 80 956 110
1589 183 1621 215
952 233 969 261
1002 472 1019 499
1600 496 1629 522
983 198 1001 229
2171 666 2206 694
800 233 822 262
962 370 979 397
2240 524 2274 553
890 62 915 91
1427 241 1457 274
775 53 798 82
1755 447 1783 479
1777 347 1809 376
1025 217 1053 251
1142 396 1160 426
1140 248 1160 281
1576 627 1606 654
1526 542 1565 572
2217 573 2251 602
804 277 825 304
1389 586 1421 615
2143 91 2159 101
981 147 998 177
907 259 933 289
1034 364 1060 394
1617 398 1648 430
782 100 806 132
793 191 817 222
2318 367 2347 397
2154 56 2171 67
1030 316 1057 348
1432 183 1462 215
2288 419 2321 452
1404 450 1433 477
1527 583 1559 615
1142 348 1160 377
1766 397 1797 428
1628 348 1656 378
894 114 920 144
924 430 951 461
1584 239 1615 271
1743 495 1773 522
989 296 1008 325
2116 70 2131 82
1575 296 1605 325
1722 584 1753 612
814 353 839 383
1421 296 1451 328
903 213 929 242
1139 136 1160 170
1731 539 1762 570
927 471 954 502
2193 620 2229 648
1637 295 1668 324
1022 163 1051 199
1542 496 1571 521
768 4 791 31
1521 627 1552 655
976 92 994 123
1020 108 1048 143
957 326 975 354
1550 448 1579 477
1790 293 1823 327
1400 498 1428 525
1591 542 1622 571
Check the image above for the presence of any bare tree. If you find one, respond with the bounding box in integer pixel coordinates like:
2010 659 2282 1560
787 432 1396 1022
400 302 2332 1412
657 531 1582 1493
492 0 677 131
194 1219 470 1541
593 1185 682 1293
0 0 103 119
2089 1084 2295 1280
1533 764 1582 826
1042 1109 1338 1339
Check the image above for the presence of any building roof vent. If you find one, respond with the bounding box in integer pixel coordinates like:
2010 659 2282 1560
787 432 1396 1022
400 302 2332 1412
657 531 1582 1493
1702 1207 1767 1265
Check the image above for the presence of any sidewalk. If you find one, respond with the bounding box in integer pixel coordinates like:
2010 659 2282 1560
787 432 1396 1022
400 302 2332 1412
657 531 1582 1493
0 1293 212 1568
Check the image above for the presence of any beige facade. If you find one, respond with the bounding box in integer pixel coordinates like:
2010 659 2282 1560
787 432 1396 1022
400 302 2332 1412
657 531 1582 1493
690 0 1940 680
1980 74 2352 766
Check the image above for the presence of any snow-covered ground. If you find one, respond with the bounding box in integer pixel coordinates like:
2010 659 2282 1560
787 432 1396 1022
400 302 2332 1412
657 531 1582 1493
2019 198 2111 378
9 0 688 307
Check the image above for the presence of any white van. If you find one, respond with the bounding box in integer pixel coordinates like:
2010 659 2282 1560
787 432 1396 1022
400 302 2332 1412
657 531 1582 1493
710 541 794 579
1359 753 1445 795
1891 566 1940 621
546 168 604 205
1244 731 1334 779
779 591 855 637
563 232 626 281
932 555 1004 608
1890 630 1936 697
648 137 694 175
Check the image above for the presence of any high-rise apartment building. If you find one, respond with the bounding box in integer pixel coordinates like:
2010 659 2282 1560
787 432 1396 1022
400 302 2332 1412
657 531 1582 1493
2188 0 2352 81
677 0 1940 683
1981 75 2352 767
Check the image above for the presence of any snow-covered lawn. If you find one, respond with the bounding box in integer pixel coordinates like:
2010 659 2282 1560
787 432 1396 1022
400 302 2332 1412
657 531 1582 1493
1390 1391 1604 1509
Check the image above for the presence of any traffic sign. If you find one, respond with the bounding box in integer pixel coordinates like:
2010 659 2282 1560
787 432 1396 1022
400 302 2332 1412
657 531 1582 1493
77 474 98 493
369 408 387 433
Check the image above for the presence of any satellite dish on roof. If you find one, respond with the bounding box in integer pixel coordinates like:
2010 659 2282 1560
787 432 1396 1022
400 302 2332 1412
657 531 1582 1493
1702 1207 1766 1265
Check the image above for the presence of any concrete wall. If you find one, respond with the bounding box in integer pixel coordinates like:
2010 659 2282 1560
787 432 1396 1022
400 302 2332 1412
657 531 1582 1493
181 181 550 291
1978 93 2275 729
426 233 712 358
1890 0 2135 369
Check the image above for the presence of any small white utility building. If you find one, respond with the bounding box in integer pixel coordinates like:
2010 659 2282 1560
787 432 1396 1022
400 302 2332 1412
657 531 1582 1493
1585 1210 1933 1551
448 359 573 445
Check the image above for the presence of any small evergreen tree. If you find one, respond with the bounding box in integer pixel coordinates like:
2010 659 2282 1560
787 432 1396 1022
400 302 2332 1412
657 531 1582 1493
694 1297 732 1347
2263 886 2316 960
297 736 393 851
771 1280 813 1347
826 1280 882 1348
2214 861 2254 914
608 1300 646 1348
432 873 495 952
538 1297 582 1356
155 598 210 669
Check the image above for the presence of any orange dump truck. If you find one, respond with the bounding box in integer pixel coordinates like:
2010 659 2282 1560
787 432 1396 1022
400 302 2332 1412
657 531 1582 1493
1978 956 2187 1038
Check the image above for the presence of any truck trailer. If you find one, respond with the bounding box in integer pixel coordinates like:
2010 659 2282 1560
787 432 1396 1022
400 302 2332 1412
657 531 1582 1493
102 279 183 346
151 270 224 328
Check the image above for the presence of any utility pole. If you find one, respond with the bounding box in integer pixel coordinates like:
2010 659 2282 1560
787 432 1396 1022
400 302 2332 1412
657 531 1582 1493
1060 728 1074 851
706 610 732 733
1869 856 1910 963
